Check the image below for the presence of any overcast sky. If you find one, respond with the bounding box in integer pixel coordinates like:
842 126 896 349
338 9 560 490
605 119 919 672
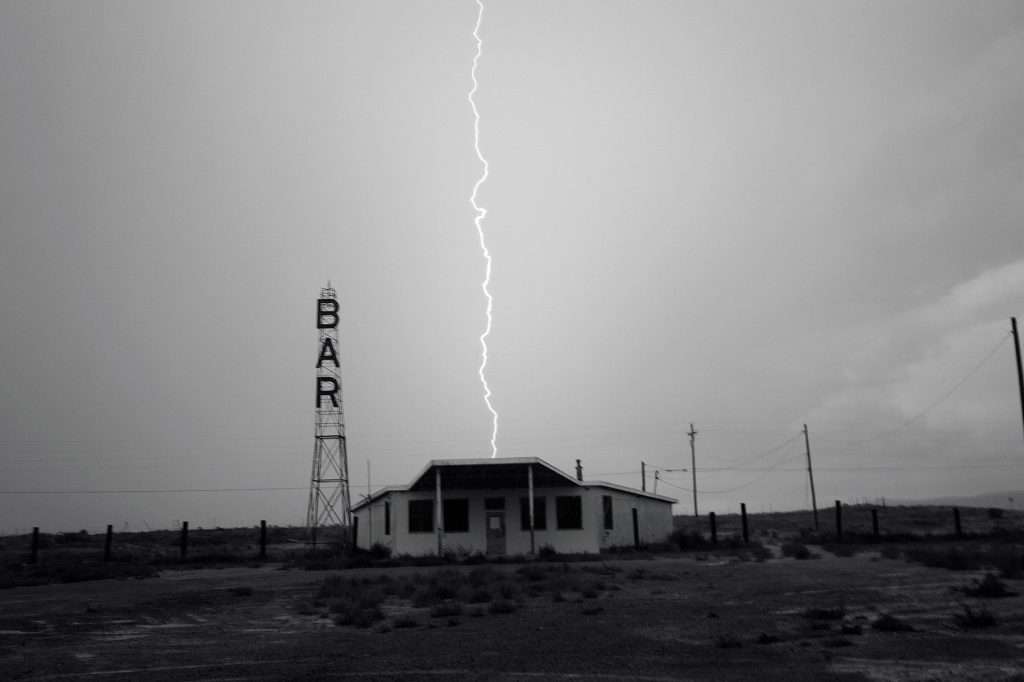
1 1 1023 532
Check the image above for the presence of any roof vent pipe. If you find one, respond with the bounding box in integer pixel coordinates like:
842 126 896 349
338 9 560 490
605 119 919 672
575 459 583 481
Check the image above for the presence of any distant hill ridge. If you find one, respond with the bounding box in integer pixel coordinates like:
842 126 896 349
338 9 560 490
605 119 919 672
890 491 1024 510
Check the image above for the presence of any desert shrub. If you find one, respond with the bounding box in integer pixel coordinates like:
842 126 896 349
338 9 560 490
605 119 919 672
645 542 676 553
552 591 566 603
54 530 91 546
840 623 863 635
581 563 621 576
879 545 901 560
408 569 464 606
331 595 385 628
488 599 516 614
537 545 558 560
368 543 392 560
989 547 1024 579
781 542 811 560
871 613 913 632
803 606 845 621
669 529 711 551
750 544 772 562
429 601 463 618
516 565 547 582
825 543 858 558
318 575 356 599
715 634 742 649
904 546 980 571
823 637 854 648
467 566 497 587
393 615 418 628
411 586 439 608
953 604 996 629
962 573 1016 598
988 508 1005 520
468 588 492 604
496 581 522 601
0 555 157 589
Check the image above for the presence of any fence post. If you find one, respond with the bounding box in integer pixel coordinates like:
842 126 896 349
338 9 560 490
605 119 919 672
709 511 717 545
104 524 113 561
260 520 268 559
180 521 189 560
740 503 749 545
30 527 39 564
834 501 843 541
953 507 962 538
871 509 879 541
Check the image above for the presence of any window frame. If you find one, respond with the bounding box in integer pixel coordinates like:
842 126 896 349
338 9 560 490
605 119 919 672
384 500 391 536
408 499 434 533
519 496 547 531
555 495 583 530
443 498 470 533
602 495 614 530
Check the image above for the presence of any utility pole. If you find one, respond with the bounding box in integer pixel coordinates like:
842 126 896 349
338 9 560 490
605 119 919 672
803 424 819 530
367 460 372 547
1013 317 1024 441
641 461 646 492
653 470 659 495
688 423 698 517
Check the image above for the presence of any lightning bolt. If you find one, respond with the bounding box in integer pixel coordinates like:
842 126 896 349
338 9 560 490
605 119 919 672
469 0 497 458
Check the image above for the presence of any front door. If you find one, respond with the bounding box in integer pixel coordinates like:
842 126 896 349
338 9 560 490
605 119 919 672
486 511 506 555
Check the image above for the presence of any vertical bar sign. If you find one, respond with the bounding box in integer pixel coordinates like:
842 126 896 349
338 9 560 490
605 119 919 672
317 296 340 408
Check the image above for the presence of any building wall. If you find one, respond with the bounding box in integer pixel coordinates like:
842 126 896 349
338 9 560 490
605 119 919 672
595 488 674 549
354 485 673 555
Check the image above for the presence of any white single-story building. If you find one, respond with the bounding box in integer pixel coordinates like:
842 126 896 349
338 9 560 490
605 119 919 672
350 457 676 556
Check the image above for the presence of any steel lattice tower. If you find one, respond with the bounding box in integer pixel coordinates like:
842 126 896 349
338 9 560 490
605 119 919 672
306 284 352 545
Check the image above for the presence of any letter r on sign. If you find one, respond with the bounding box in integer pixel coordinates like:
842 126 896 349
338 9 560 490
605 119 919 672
317 377 340 408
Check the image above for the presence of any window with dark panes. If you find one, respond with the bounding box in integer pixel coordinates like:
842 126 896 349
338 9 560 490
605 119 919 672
443 499 469 533
384 501 391 535
409 499 434 533
556 495 583 530
519 496 547 530
485 497 505 510
602 495 613 530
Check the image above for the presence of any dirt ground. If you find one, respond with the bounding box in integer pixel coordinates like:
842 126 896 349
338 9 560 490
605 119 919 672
3 548 1024 681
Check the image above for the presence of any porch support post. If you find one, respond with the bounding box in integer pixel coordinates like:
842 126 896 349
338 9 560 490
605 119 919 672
435 468 443 556
528 464 536 554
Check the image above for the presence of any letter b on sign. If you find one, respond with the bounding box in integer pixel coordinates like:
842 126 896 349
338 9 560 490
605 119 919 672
318 298 339 329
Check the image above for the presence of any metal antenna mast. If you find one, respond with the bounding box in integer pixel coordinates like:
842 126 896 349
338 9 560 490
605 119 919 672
306 284 352 545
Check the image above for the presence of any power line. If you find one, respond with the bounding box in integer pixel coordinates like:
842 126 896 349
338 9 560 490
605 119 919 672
833 332 1011 449
0 486 309 495
711 432 802 469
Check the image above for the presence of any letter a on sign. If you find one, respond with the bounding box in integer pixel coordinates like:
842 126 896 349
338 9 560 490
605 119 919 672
317 337 339 368
317 298 339 329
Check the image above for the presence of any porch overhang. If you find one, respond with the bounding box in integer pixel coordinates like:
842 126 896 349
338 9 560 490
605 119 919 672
406 457 581 492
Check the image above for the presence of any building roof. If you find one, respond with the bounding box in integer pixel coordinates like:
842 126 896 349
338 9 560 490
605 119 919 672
350 457 676 511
